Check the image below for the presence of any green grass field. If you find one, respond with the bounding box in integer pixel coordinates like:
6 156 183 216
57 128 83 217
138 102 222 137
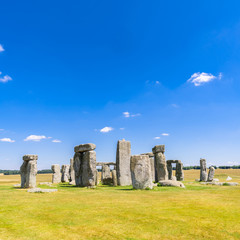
0 169 240 240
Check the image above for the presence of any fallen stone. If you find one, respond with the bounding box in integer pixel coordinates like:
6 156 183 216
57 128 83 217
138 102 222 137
39 182 52 186
27 188 58 193
13 184 21 187
158 180 185 188
74 143 96 153
223 182 239 186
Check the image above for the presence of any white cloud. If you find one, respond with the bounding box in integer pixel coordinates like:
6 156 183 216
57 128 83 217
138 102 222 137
0 138 15 143
0 75 12 83
154 137 161 139
52 139 61 143
162 133 169 136
24 135 48 142
156 81 160 85
100 127 114 133
187 72 218 86
0 44 4 52
120 128 125 130
123 112 141 118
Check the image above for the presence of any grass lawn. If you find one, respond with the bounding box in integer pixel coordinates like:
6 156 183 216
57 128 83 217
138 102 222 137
0 169 239 240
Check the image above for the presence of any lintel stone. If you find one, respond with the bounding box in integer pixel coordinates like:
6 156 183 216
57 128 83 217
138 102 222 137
152 145 165 154
23 155 38 161
74 143 96 153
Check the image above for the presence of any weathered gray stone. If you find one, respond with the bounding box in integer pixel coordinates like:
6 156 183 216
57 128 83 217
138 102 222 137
95 170 99 185
223 182 239 186
23 155 38 161
101 164 112 185
200 159 207 182
153 145 167 181
25 160 37 188
96 162 116 167
39 182 52 186
158 180 185 188
20 155 38 188
130 155 153 190
28 188 58 193
167 162 173 180
73 148 97 187
61 165 70 183
207 166 215 182
51 164 61 184
141 153 155 182
69 158 75 183
112 170 117 186
152 145 165 154
74 143 96 153
176 162 184 181
116 139 132 186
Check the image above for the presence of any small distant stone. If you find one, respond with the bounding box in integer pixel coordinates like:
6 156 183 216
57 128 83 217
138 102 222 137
27 188 58 193
74 143 96 153
39 182 52 186
13 184 21 187
223 182 238 186
226 176 232 181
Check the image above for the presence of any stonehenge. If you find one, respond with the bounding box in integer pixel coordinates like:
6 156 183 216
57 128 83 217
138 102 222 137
207 166 215 182
141 152 155 182
130 155 153 189
152 145 168 181
112 170 117 186
116 139 132 186
73 143 97 188
69 158 75 183
61 165 70 183
20 155 38 188
167 160 184 181
51 164 61 184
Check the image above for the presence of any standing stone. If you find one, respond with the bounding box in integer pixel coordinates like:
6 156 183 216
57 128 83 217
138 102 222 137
112 170 117 186
152 145 167 181
51 164 61 184
207 166 215 182
61 165 70 183
130 155 153 189
69 158 75 183
167 162 173 180
200 159 207 182
101 164 112 185
73 144 97 187
116 139 132 186
95 169 99 185
176 162 184 181
141 153 155 182
20 155 38 188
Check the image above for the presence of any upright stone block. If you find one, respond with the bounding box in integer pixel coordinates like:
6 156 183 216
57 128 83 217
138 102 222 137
101 164 112 185
141 153 155 182
20 155 38 188
200 159 207 182
73 144 97 188
61 165 70 183
152 145 167 181
116 139 131 186
130 155 153 189
207 166 215 182
69 158 75 183
112 170 117 186
51 164 61 184
167 162 173 180
176 162 184 181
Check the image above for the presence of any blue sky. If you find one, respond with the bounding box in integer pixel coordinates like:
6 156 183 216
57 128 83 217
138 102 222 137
1 0 240 169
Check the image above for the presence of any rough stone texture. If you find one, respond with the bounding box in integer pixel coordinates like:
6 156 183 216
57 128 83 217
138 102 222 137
200 159 207 182
130 155 153 190
95 170 99 185
112 170 117 186
25 160 37 188
141 153 155 182
61 165 70 183
223 182 238 186
73 148 97 187
69 158 75 183
28 188 58 193
20 161 28 188
51 164 61 184
176 162 184 181
74 143 96 153
116 139 132 186
158 180 185 188
101 164 112 185
153 145 167 181
207 166 215 182
167 162 173 180
23 155 38 161
152 145 165 154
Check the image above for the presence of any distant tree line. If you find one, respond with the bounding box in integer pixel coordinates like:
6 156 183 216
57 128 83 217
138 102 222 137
182 165 240 170
0 169 53 175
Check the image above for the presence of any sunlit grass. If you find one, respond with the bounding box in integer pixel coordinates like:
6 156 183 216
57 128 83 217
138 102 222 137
0 169 239 239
